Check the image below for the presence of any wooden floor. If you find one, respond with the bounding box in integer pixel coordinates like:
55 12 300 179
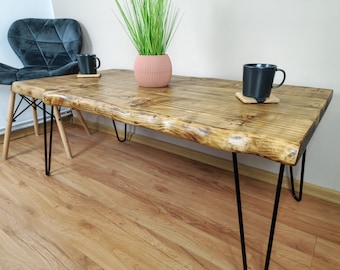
0 124 340 270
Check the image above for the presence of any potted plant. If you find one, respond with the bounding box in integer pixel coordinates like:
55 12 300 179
114 0 181 87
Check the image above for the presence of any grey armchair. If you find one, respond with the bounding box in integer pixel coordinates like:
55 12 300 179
0 18 89 159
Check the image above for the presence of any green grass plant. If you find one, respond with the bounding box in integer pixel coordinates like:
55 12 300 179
114 0 181 55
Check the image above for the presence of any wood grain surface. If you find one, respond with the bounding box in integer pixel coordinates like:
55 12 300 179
11 69 333 165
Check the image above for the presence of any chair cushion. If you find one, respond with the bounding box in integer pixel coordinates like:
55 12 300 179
16 62 79 81
0 63 18 85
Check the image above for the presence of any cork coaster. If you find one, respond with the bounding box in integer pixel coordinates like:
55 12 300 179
235 92 280 104
77 73 101 78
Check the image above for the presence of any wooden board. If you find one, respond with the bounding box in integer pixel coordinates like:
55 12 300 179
11 69 333 165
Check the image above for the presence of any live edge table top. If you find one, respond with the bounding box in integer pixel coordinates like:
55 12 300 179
11 69 333 166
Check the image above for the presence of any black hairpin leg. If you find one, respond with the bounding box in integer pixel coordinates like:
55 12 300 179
264 163 285 270
112 120 127 142
289 150 306 202
232 153 286 270
43 104 54 176
232 153 248 270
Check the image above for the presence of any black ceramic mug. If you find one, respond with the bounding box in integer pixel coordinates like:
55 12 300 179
242 63 286 103
76 54 101 74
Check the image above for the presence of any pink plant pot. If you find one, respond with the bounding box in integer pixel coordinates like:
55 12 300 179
134 54 172 87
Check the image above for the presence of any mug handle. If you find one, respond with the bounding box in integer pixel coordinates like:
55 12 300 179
95 57 101 69
272 68 286 89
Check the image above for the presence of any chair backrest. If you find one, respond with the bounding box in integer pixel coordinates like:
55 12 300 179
7 18 82 68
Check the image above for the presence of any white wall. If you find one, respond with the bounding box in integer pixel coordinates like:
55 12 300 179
51 0 339 192
0 0 54 132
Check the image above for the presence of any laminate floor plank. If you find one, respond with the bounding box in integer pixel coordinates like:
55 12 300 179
0 125 339 269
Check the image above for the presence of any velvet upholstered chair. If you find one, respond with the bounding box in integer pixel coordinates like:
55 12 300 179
0 18 90 159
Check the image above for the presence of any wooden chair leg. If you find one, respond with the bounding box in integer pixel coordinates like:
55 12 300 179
2 91 16 160
74 109 91 135
54 106 73 159
31 97 39 136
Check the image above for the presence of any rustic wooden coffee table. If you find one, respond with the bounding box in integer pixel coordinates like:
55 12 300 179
4 69 333 269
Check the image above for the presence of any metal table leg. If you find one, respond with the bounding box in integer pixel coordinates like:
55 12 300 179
264 164 285 269
289 150 306 202
112 120 127 142
232 152 306 270
232 153 248 270
43 104 54 176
